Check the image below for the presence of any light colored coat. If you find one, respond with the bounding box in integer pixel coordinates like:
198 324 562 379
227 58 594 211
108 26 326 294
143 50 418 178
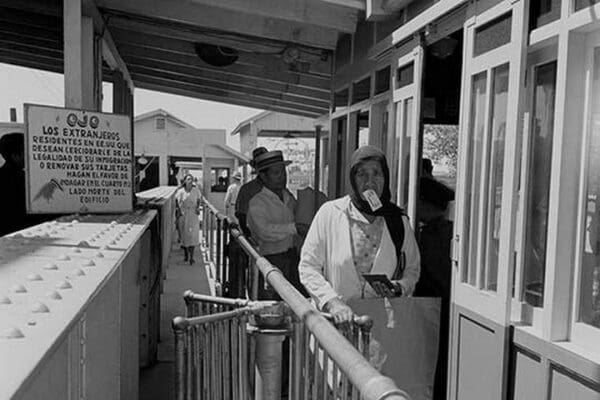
299 196 420 309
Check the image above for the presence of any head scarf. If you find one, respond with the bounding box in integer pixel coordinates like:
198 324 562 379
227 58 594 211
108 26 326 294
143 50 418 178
348 146 406 278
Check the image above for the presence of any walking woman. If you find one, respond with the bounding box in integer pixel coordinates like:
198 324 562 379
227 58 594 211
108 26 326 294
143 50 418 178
176 174 201 265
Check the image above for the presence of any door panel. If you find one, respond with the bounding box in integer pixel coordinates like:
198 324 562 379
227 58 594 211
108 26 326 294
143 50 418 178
391 47 423 223
451 0 528 399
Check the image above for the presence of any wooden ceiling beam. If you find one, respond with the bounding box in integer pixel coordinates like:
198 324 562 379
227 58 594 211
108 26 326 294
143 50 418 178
131 73 326 117
97 0 339 50
0 6 62 32
0 40 63 61
122 55 330 102
105 15 333 77
0 51 63 74
109 26 331 77
135 80 322 118
184 0 358 34
81 0 134 91
114 42 331 91
127 64 329 110
0 29 62 53
0 0 61 18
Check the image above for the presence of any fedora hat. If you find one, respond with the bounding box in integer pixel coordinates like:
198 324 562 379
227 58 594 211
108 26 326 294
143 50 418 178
254 150 292 172
232 171 242 181
249 147 268 169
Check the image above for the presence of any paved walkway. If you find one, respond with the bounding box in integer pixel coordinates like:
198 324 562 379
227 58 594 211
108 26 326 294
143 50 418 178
139 239 213 400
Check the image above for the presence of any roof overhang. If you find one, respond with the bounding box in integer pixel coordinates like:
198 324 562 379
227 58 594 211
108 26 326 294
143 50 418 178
0 0 362 117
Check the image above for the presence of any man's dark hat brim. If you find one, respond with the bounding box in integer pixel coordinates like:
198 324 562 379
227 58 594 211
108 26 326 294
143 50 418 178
254 151 292 172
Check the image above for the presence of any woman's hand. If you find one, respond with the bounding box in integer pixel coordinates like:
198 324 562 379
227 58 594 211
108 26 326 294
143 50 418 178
324 297 354 325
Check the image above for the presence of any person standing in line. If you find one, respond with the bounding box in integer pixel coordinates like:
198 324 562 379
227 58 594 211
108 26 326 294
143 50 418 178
234 146 268 237
224 171 242 224
226 147 268 298
175 174 201 265
0 133 27 236
414 176 454 400
247 150 308 299
299 145 421 325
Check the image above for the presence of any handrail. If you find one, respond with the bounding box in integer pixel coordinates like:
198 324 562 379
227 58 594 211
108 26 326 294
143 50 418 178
200 194 409 400
231 227 408 400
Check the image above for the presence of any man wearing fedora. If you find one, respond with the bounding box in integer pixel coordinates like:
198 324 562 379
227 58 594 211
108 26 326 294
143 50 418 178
225 147 268 298
234 146 268 237
247 150 308 300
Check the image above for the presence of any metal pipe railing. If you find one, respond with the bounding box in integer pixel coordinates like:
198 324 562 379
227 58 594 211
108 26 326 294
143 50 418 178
231 227 409 400
173 306 256 400
193 195 409 400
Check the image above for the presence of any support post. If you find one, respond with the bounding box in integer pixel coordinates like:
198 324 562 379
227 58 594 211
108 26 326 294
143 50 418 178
249 311 289 400
64 0 98 110
313 125 322 216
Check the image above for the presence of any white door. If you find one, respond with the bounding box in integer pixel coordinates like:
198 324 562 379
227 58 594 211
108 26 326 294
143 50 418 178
390 45 423 224
450 0 527 399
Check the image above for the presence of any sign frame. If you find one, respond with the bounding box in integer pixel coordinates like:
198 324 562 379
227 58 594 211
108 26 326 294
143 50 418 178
24 103 134 214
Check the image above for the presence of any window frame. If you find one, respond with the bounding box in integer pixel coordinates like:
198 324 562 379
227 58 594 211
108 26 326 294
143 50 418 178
511 46 558 332
572 29 600 352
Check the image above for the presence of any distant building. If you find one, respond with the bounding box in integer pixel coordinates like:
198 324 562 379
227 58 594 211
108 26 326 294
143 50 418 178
134 109 249 209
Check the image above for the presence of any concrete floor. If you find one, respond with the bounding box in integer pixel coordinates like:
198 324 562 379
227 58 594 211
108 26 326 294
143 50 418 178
139 240 213 400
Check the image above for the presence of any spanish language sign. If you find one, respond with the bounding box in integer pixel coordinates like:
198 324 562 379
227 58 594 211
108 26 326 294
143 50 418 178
25 104 133 213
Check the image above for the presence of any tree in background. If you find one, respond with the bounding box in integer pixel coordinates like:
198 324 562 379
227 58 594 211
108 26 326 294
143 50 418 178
423 125 458 178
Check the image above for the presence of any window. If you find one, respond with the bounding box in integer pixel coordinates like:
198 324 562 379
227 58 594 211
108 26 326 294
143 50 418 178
397 62 414 89
352 77 371 104
391 98 413 207
483 64 509 291
519 61 557 308
357 111 370 148
579 48 600 329
155 117 166 130
461 64 510 290
473 12 512 57
334 88 349 113
375 66 391 95
210 167 230 193
529 0 560 30
463 71 488 284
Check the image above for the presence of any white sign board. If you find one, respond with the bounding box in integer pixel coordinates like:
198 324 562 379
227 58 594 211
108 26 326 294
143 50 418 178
25 104 133 214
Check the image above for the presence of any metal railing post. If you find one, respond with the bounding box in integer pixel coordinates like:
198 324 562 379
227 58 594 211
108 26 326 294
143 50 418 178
173 317 188 400
290 317 302 400
216 219 222 284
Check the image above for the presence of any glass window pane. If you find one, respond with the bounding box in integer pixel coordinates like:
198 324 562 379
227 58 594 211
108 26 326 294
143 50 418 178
483 64 510 292
397 62 415 89
357 111 370 148
391 102 402 202
402 98 414 209
462 71 488 284
580 47 600 329
474 12 512 57
521 61 556 307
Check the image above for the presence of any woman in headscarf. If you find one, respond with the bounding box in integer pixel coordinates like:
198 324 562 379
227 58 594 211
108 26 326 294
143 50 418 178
175 173 201 265
299 146 420 324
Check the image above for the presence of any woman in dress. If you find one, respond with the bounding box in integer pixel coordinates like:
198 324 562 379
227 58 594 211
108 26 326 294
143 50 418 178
176 174 201 265
299 145 421 324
